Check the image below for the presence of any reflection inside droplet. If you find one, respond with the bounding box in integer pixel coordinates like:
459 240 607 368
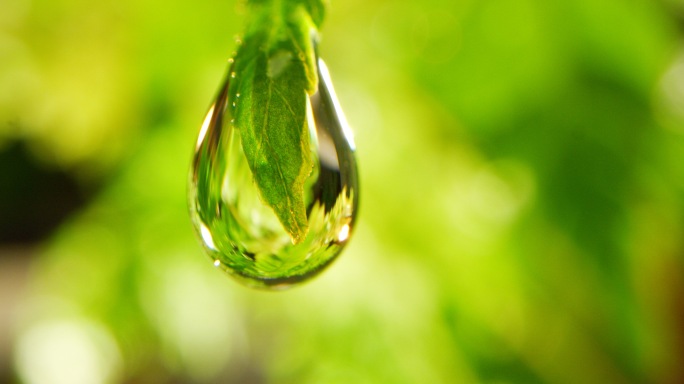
319 59 356 151
188 58 359 289
196 105 215 150
338 224 350 242
200 224 217 251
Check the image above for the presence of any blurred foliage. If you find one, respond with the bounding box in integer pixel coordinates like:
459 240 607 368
2 0 684 383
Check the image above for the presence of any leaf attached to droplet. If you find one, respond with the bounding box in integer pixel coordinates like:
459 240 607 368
229 2 323 243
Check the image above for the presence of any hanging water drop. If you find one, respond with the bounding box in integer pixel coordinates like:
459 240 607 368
188 59 359 289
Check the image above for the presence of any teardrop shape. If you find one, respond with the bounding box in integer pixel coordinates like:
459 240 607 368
188 59 359 289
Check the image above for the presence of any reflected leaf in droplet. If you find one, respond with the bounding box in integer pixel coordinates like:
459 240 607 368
188 59 359 289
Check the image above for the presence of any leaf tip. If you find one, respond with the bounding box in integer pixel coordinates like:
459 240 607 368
284 208 309 244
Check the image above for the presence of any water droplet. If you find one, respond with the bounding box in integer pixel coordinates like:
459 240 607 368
230 72 236 78
188 59 359 289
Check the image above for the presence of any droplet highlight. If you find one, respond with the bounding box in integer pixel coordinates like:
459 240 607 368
188 59 359 289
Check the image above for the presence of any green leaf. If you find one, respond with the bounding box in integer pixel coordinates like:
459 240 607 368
230 1 324 243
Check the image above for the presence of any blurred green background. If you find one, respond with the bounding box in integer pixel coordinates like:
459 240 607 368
2 0 684 382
